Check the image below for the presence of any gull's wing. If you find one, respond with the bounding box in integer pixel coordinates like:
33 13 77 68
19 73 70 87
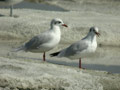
60 40 88 57
25 31 52 50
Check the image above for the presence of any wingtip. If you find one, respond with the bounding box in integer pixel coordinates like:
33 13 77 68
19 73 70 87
50 51 60 57
10 48 21 52
11 45 25 52
50 54 54 57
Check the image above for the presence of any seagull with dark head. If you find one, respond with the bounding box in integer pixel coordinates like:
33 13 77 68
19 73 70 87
14 18 68 61
50 27 100 68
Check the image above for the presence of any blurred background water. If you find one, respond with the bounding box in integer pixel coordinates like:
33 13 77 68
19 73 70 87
0 1 67 11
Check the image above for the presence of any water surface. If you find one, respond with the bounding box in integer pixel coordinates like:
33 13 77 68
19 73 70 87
0 1 67 11
47 60 120 74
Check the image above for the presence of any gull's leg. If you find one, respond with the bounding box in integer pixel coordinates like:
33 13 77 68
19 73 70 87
10 5 13 17
43 52 46 61
79 58 85 69
79 58 82 68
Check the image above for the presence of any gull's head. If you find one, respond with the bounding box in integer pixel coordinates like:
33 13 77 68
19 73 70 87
51 18 68 28
90 27 100 37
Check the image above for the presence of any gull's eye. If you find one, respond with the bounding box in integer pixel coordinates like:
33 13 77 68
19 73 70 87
57 21 61 24
93 29 96 32
54 21 61 24
90 28 92 32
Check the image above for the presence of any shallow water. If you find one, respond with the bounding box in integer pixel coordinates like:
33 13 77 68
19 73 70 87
0 1 67 11
13 54 120 74
14 54 120 74
47 60 120 74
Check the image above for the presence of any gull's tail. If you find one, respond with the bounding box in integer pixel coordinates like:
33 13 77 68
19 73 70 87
50 51 60 57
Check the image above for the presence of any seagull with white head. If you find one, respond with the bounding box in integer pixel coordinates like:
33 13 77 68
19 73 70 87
14 18 68 61
50 27 100 68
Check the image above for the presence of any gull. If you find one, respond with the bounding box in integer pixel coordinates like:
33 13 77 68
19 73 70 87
14 18 68 61
50 27 100 68
0 0 23 16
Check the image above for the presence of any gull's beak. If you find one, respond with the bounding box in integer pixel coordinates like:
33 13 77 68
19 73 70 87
62 24 68 27
95 32 100 37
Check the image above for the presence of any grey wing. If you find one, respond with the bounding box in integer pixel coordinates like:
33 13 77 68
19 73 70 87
64 40 88 57
25 33 52 50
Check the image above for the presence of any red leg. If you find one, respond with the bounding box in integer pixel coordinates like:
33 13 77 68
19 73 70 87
79 58 82 68
43 52 46 61
79 58 85 69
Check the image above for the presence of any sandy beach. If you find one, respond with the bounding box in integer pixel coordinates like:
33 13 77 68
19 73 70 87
0 0 120 90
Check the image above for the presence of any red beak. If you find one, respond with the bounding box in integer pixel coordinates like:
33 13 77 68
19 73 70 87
95 32 100 37
62 24 68 27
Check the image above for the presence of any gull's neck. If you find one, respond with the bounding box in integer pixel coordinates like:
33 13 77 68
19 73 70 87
83 31 96 43
50 25 61 35
51 25 60 30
